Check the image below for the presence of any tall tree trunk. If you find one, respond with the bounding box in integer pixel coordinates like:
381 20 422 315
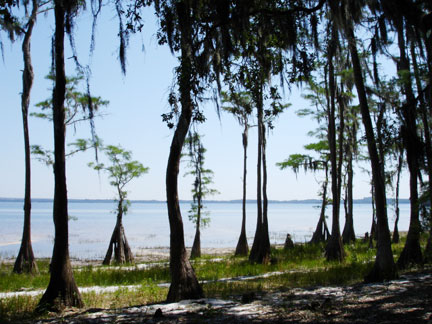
411 39 432 261
395 20 423 269
392 150 403 244
310 163 330 244
103 199 133 265
235 128 249 256
369 184 377 244
14 0 39 275
343 17 397 282
421 14 432 264
249 88 264 263
257 123 271 263
325 26 344 261
166 1 203 302
36 1 83 312
249 90 271 264
342 152 355 244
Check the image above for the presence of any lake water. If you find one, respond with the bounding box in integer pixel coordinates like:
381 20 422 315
0 200 410 260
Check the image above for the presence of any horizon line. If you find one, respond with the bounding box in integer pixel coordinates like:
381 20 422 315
0 197 411 204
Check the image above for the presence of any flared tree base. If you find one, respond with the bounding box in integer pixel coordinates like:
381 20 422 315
397 239 423 270
103 224 133 265
167 259 204 303
249 239 271 264
36 268 83 313
364 260 398 283
13 243 39 275
235 232 249 257
309 217 330 245
325 235 345 262
342 226 356 245
190 231 201 259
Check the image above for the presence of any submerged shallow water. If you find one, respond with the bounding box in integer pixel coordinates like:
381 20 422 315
0 200 410 259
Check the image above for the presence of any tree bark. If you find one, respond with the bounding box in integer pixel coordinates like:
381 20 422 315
343 15 397 282
249 90 271 264
412 39 432 262
249 87 264 262
14 0 39 275
190 228 201 259
166 1 203 302
310 164 330 244
235 128 249 256
259 123 271 262
395 19 423 269
392 151 403 244
36 1 83 312
325 26 344 261
190 179 202 259
342 153 356 244
103 199 133 265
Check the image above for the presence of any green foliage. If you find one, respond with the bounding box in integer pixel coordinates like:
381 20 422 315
30 74 107 166
221 90 254 127
30 145 53 166
183 131 218 227
277 154 316 173
31 74 108 125
31 137 102 167
88 144 148 215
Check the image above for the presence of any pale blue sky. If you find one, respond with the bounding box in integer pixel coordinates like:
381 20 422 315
0 5 409 201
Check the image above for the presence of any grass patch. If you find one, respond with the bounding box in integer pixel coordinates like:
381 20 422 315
0 283 168 323
0 262 171 293
74 265 170 287
0 295 40 323
82 281 168 309
0 235 429 323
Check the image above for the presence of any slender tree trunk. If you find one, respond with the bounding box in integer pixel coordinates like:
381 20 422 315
310 164 330 244
258 123 271 262
342 153 356 244
369 184 377 244
249 89 264 263
343 16 397 282
250 90 270 264
421 17 432 264
190 182 202 259
412 40 432 261
325 26 344 261
14 0 39 275
235 128 249 256
395 20 423 269
36 1 83 312
103 198 133 265
392 151 403 244
166 1 203 302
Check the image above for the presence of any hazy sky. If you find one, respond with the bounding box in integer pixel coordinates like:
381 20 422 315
0 5 409 201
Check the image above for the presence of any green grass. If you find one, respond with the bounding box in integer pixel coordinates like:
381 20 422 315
0 235 428 323
0 261 171 293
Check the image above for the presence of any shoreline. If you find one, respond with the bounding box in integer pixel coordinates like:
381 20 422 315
0 246 239 266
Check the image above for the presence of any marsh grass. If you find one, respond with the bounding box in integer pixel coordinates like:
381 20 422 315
0 235 427 323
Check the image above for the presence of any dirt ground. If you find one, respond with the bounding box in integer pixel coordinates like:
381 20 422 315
30 268 432 324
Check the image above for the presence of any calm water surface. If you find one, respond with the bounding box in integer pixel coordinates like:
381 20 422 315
0 200 410 259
